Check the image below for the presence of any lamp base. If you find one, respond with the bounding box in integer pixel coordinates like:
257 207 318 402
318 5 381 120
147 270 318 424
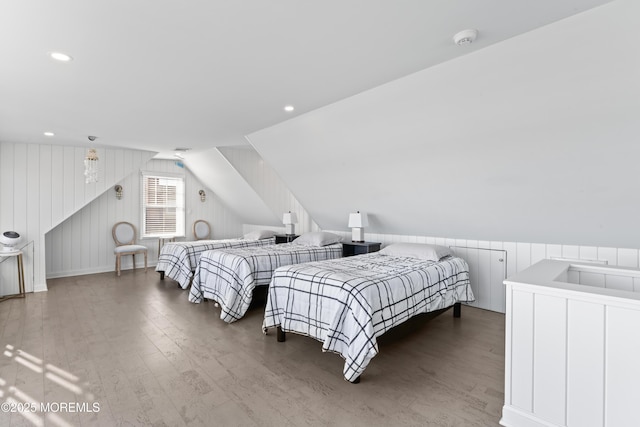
285 224 295 235
351 228 364 243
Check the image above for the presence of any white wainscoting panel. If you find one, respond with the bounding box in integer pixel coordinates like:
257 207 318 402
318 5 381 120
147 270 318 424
242 224 287 236
310 229 640 314
502 260 640 427
566 300 604 427
606 306 640 427
532 294 566 425
509 290 534 412
450 246 507 313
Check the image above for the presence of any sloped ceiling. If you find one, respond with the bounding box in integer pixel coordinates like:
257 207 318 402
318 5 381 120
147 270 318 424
248 1 640 248
0 1 613 157
184 148 281 226
0 1 624 241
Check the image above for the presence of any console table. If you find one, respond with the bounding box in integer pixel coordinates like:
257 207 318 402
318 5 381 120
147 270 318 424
0 250 25 302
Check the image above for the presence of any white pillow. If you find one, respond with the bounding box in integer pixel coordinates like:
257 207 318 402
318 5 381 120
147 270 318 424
378 243 452 261
294 231 342 247
243 230 276 240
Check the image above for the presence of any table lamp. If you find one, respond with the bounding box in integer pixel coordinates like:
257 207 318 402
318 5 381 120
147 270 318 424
282 212 298 235
348 211 368 243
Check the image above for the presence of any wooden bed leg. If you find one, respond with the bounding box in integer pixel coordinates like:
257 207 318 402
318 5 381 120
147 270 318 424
453 302 461 318
277 326 286 342
159 271 165 280
351 376 361 384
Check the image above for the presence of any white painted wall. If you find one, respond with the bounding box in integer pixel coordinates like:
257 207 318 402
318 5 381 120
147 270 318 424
45 159 244 278
248 0 640 249
0 142 154 293
184 147 282 227
219 145 319 235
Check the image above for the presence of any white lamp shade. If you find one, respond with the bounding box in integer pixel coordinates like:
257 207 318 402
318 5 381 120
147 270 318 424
348 212 368 228
282 212 298 225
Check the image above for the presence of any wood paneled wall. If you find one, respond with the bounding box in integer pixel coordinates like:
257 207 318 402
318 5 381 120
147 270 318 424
219 146 319 234
45 159 244 279
326 229 640 314
0 142 155 293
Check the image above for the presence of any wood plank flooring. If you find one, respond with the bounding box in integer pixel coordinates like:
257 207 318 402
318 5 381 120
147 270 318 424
0 269 505 426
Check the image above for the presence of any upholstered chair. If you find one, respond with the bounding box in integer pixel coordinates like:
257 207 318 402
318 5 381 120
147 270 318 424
193 220 211 240
112 222 148 276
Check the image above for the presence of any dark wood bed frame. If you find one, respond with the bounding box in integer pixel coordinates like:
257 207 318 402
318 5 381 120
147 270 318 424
275 302 463 383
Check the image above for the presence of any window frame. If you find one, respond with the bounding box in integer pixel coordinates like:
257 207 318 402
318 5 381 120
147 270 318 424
140 171 186 238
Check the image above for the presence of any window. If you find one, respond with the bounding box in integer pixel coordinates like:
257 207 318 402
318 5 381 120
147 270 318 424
141 172 185 238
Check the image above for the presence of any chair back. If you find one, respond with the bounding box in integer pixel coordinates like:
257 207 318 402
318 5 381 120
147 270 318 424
193 220 211 240
113 222 137 246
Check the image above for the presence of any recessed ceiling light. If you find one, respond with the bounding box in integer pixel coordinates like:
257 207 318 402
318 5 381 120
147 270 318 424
49 51 73 62
44 132 55 137
284 105 294 112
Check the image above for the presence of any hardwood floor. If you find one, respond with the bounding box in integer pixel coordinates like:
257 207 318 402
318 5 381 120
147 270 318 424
0 269 505 426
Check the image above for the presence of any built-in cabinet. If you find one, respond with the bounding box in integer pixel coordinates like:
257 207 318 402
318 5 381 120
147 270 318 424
501 260 640 427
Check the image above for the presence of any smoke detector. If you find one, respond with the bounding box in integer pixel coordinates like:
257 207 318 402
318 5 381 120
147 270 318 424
453 29 478 46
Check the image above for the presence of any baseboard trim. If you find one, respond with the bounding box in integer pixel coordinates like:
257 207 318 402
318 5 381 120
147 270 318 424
500 406 559 427
33 283 48 293
46 262 158 280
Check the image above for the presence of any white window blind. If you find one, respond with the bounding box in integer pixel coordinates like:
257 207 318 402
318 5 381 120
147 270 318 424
141 172 185 238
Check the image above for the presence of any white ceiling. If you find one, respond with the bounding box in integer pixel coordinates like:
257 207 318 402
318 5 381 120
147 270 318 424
0 0 613 158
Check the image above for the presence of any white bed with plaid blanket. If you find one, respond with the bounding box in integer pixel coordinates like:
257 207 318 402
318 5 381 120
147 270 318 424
155 237 275 289
262 253 474 382
188 243 344 322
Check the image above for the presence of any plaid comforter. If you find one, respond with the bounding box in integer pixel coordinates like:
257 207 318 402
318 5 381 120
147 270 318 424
155 237 275 289
188 243 344 322
263 254 474 382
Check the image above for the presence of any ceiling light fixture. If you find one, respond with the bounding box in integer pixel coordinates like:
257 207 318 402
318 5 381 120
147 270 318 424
44 132 55 137
174 147 190 160
49 51 73 62
453 29 478 46
284 105 294 112
84 149 99 184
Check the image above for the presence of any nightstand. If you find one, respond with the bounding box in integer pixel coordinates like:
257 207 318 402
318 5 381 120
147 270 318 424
342 241 381 257
275 234 299 244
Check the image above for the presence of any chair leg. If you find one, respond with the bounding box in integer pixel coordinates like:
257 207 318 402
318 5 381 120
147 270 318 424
132 254 136 270
144 251 148 273
116 255 121 276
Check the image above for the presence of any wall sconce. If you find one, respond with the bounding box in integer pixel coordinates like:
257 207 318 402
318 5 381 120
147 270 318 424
282 211 298 235
114 185 123 200
348 211 369 243
198 189 206 202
